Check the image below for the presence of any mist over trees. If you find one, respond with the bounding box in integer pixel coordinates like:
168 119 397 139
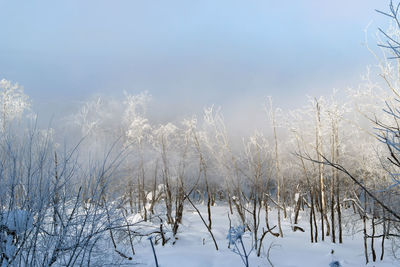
3 1 400 266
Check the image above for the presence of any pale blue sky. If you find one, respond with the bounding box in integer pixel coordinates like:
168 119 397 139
0 0 390 122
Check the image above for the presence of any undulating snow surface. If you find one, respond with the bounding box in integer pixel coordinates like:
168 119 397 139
119 205 400 267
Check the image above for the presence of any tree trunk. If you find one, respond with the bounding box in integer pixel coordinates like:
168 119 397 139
315 99 326 241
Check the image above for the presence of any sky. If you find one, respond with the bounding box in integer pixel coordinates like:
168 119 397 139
0 0 391 129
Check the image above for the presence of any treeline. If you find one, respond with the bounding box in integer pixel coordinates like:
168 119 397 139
1 67 400 265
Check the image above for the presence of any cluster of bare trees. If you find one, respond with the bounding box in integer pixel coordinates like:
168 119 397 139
3 2 400 265
1 66 400 265
0 83 145 266
57 77 398 263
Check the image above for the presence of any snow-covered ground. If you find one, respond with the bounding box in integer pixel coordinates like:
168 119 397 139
120 204 400 267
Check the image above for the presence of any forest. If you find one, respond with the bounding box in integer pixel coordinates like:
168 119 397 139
3 1 400 267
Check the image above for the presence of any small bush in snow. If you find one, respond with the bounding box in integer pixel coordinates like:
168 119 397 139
227 226 253 267
329 261 341 267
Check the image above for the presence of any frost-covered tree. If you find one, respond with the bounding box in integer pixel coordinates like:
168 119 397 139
122 92 153 217
124 91 152 145
0 78 30 131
